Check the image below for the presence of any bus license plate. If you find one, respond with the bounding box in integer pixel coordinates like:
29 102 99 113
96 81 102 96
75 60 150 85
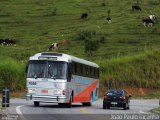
41 90 48 94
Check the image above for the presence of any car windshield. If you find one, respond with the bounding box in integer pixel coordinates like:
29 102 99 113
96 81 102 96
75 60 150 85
27 60 67 79
107 90 124 96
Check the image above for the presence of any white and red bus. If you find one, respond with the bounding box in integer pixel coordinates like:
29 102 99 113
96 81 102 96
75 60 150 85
26 52 99 107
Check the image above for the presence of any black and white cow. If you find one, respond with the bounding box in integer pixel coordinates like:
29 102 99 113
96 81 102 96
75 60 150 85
148 15 157 23
107 17 112 23
142 18 154 27
132 5 141 11
0 39 16 46
142 15 158 27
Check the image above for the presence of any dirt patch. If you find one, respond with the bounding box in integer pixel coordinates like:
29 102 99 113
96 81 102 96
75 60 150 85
0 91 26 98
11 91 25 98
122 87 160 96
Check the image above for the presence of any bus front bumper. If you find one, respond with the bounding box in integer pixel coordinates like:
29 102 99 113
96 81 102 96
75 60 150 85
26 94 68 103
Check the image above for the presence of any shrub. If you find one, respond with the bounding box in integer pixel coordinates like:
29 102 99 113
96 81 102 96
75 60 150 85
84 39 100 57
97 49 160 89
99 36 106 43
76 29 96 41
0 57 25 91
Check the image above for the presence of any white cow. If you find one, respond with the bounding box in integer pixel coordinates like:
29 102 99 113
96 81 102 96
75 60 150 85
148 15 157 23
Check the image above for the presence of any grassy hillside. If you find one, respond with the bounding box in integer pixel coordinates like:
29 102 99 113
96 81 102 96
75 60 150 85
0 0 160 60
0 57 25 91
0 0 160 91
98 49 160 88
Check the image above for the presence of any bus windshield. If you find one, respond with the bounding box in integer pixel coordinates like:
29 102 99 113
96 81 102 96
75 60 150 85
48 61 67 79
27 60 67 79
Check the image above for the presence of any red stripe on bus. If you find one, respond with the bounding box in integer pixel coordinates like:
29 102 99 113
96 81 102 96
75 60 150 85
73 80 98 102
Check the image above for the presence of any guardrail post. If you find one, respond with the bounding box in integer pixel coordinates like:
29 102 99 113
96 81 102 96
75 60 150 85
2 87 10 108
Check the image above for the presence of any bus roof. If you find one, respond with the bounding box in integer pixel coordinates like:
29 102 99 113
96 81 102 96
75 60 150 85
29 52 99 68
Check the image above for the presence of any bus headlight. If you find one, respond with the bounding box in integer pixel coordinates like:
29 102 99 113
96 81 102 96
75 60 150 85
62 89 66 95
28 88 36 93
57 89 61 94
53 89 62 95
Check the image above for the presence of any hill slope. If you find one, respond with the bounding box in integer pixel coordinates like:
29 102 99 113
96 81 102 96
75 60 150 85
0 0 160 91
0 0 160 60
98 49 160 88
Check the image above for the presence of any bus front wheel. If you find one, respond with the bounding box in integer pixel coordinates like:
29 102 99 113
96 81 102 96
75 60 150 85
34 101 39 107
67 96 72 108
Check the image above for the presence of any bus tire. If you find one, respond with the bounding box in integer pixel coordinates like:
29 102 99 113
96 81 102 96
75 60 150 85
58 103 64 107
82 93 92 106
67 96 72 108
34 101 39 107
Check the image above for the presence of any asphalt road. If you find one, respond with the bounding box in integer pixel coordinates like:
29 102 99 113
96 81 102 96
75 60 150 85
1 99 159 120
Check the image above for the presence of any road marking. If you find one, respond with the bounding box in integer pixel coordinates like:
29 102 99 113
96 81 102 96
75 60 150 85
16 105 26 120
16 105 23 114
78 108 92 114
139 110 150 114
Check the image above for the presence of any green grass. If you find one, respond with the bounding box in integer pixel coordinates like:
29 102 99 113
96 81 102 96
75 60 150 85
97 48 160 91
152 107 160 114
0 57 25 91
0 0 160 92
133 91 160 99
0 0 160 60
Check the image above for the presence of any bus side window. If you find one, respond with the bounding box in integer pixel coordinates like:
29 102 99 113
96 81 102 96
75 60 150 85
90 67 94 78
74 62 77 74
97 68 99 78
67 64 72 82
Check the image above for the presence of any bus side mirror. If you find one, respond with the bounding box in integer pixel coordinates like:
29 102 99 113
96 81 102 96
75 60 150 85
25 64 28 74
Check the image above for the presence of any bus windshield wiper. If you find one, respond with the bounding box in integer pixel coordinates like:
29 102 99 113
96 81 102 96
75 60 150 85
34 75 38 79
51 75 56 80
35 71 44 79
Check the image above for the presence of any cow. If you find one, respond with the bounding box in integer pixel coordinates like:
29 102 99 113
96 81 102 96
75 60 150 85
6 39 16 45
0 39 16 46
0 39 6 45
0 39 4 45
106 17 112 23
81 13 88 19
47 43 59 51
148 15 157 23
9 39 16 45
132 5 141 11
142 18 154 27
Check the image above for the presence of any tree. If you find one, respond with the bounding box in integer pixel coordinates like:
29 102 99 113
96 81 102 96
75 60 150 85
76 29 101 60
84 38 100 60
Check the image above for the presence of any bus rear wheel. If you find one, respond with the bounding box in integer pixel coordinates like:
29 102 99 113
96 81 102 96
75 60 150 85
82 102 91 106
34 101 39 107
82 94 92 106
